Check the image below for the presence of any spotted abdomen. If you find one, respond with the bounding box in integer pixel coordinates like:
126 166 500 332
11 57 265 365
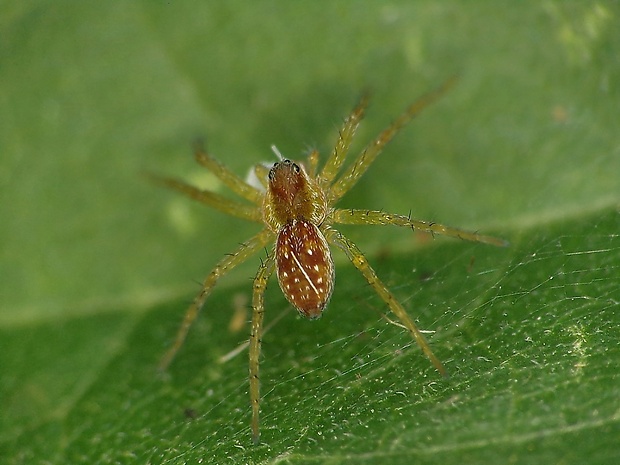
275 219 334 318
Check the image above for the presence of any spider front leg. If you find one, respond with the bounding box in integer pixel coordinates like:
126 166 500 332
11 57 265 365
159 228 273 371
332 209 508 247
329 77 458 202
250 252 275 444
325 228 447 376
146 173 262 223
306 149 320 178
193 142 264 204
318 93 369 186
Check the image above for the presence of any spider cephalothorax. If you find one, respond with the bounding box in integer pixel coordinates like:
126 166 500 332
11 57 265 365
152 77 506 444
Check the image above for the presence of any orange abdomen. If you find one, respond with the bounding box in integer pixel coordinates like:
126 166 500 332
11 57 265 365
275 220 334 318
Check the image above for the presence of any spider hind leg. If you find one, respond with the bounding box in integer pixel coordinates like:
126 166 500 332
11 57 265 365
325 228 447 376
249 253 275 444
158 229 272 371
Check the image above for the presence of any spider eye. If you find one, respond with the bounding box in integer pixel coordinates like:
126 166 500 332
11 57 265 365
268 167 276 180
292 163 301 173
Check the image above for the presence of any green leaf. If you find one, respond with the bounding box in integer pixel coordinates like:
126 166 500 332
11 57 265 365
3 207 619 464
2 2 619 464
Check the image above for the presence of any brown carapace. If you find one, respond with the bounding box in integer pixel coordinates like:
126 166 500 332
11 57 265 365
152 77 507 444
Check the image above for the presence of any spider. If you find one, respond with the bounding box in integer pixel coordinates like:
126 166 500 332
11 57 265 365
152 77 507 444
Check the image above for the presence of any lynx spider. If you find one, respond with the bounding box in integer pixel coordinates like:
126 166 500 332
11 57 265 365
153 78 506 443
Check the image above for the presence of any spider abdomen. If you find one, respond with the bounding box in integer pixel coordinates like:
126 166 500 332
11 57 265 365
275 219 334 318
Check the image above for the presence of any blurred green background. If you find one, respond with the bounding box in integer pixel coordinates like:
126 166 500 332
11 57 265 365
1 2 618 464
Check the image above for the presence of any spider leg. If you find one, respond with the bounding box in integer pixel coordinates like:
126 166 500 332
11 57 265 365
146 173 262 223
318 93 369 187
158 228 274 371
253 163 270 190
306 149 320 177
194 142 264 204
332 209 508 247
325 228 447 376
218 307 289 364
250 251 275 444
329 77 458 202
